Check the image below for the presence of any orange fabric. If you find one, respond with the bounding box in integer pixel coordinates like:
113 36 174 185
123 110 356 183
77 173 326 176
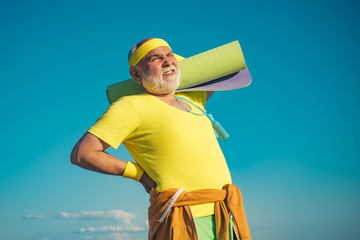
148 184 251 240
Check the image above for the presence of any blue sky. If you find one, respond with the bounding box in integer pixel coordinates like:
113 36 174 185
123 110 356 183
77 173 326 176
0 0 359 239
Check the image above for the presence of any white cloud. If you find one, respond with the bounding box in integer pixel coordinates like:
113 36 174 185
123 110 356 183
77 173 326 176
78 224 144 233
108 232 130 240
83 237 94 240
83 233 130 240
84 233 130 240
23 209 146 240
23 214 53 219
79 210 135 223
58 212 80 219
23 210 136 223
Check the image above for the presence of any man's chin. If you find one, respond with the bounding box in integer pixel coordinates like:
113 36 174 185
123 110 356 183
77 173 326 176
142 74 180 95
145 87 177 95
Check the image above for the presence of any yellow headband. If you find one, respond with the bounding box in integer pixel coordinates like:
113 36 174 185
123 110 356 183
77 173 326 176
128 38 184 67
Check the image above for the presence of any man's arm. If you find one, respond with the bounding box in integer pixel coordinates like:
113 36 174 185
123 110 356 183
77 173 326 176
70 133 157 192
71 132 126 175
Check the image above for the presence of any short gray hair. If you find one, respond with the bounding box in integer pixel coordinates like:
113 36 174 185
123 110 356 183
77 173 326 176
128 38 154 62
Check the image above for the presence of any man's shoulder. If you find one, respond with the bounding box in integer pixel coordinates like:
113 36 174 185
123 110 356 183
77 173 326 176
112 94 150 105
108 94 156 115
176 90 205 98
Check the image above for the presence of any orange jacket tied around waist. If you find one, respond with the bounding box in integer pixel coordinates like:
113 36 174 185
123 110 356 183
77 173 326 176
148 184 251 240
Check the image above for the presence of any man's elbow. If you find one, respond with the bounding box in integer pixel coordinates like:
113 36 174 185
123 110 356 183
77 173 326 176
70 133 103 167
70 146 81 166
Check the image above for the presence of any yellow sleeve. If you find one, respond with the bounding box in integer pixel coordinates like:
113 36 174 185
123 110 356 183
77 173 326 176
87 97 140 149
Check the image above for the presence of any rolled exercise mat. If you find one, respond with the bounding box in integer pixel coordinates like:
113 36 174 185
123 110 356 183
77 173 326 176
106 41 251 104
178 66 251 92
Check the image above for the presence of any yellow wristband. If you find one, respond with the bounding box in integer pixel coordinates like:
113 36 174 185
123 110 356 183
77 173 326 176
122 161 144 182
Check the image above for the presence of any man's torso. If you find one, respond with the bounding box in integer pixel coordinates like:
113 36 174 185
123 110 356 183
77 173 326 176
88 91 232 217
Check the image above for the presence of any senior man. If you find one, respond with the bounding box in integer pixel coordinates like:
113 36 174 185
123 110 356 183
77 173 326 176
71 38 251 240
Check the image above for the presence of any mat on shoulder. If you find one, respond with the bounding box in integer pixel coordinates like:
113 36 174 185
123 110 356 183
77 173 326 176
106 41 252 104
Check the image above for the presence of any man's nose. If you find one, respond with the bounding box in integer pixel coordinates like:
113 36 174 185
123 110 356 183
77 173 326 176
162 56 172 67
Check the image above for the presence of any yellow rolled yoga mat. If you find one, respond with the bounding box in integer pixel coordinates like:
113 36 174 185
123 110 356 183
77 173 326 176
106 41 251 104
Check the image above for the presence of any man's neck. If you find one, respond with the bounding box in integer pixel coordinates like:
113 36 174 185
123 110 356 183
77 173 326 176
145 90 191 112
150 92 177 104
149 92 176 98
141 87 176 99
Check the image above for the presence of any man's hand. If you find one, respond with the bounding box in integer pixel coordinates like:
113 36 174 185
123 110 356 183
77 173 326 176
140 172 157 193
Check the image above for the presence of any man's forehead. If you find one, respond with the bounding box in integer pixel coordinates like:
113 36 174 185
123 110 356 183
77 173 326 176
140 46 173 63
146 46 173 56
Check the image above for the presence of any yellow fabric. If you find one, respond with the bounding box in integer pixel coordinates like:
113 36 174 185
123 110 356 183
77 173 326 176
88 91 232 218
122 161 144 181
128 38 184 67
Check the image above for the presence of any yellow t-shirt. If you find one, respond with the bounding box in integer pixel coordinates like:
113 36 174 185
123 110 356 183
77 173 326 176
88 91 232 218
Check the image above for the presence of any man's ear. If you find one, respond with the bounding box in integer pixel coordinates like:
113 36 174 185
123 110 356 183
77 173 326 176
129 67 142 83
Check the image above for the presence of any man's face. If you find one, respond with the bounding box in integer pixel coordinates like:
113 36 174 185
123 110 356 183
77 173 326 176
135 46 180 95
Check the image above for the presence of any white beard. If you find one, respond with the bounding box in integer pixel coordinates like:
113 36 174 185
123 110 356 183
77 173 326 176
139 67 181 95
